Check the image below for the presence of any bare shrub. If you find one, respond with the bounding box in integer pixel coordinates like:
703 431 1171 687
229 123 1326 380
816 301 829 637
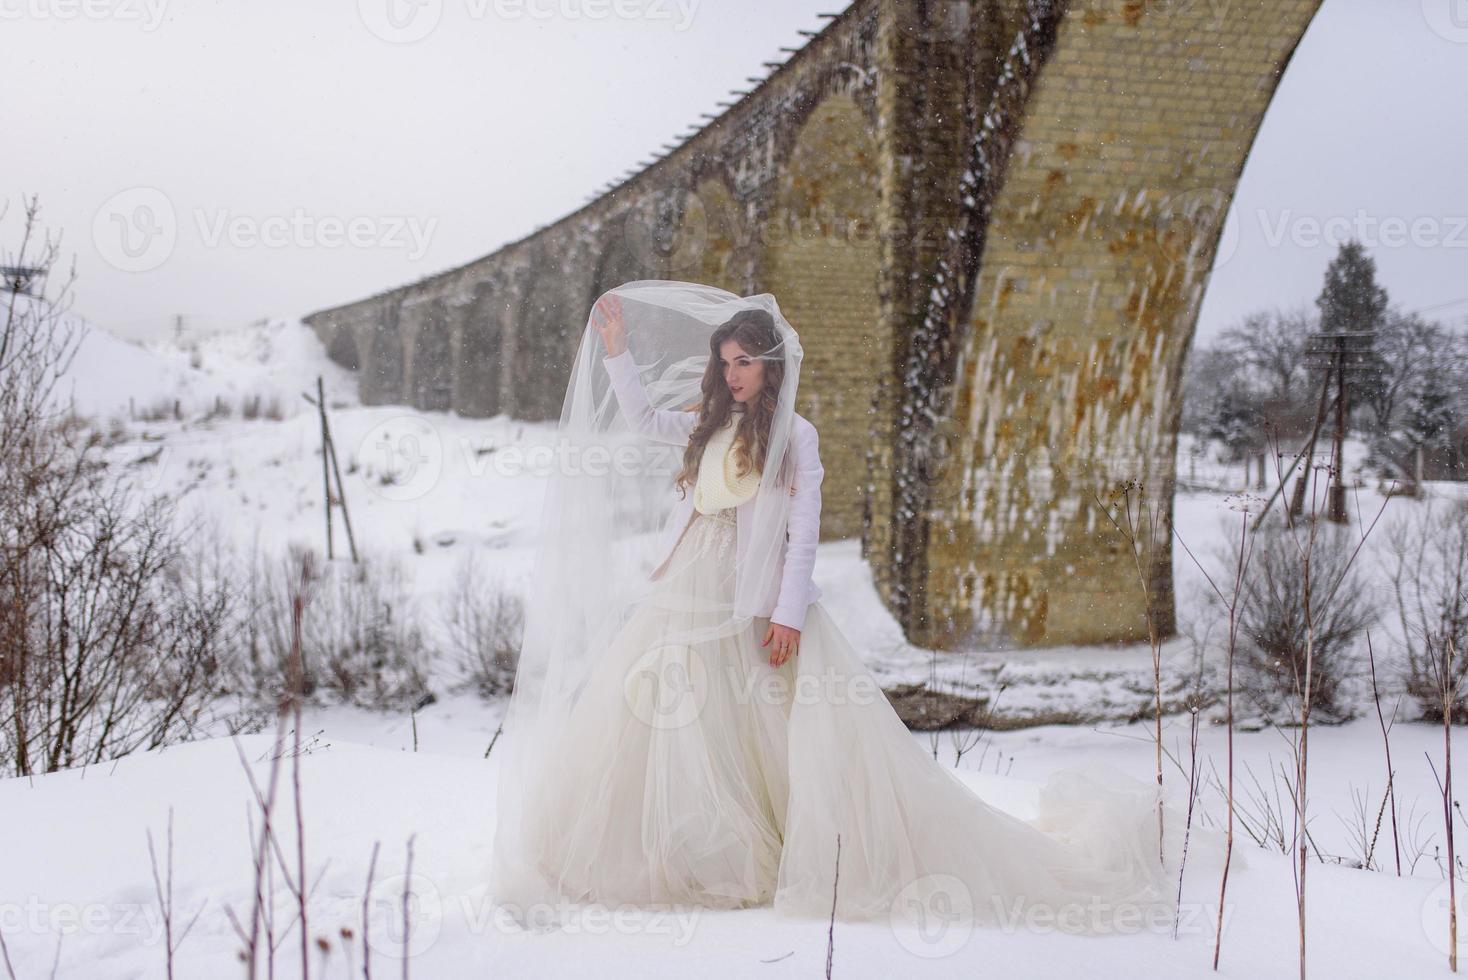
440 550 523 697
1229 518 1377 723
1385 497 1468 721
201 394 233 421
103 414 133 446
230 543 431 711
138 395 182 422
241 392 284 421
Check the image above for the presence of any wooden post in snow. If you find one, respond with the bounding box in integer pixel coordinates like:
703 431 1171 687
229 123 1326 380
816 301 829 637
304 376 360 564
316 377 334 559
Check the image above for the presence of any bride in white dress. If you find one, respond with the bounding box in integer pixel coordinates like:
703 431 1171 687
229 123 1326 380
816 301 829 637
489 280 1222 937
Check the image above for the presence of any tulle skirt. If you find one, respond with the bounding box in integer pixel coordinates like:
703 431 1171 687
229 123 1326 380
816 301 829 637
523 506 1227 934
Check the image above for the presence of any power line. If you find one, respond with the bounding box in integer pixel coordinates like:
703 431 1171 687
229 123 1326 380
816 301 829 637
1417 295 1468 314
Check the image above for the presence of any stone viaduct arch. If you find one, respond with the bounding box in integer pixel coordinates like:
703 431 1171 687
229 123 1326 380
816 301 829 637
305 0 1327 650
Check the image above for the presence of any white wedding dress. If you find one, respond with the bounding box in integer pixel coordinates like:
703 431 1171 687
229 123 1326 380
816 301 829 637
516 411 1224 933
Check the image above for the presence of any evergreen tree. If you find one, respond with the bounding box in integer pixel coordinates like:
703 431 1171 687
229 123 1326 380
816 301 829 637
1315 239 1388 336
1314 240 1388 416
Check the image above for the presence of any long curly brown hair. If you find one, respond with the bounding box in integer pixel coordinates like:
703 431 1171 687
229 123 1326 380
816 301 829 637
672 307 791 499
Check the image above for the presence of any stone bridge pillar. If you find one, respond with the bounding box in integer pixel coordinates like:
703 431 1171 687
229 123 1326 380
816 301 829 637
871 0 1325 649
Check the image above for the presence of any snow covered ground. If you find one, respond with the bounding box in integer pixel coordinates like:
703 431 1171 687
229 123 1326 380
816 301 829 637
3 718 1465 979
4 316 1467 977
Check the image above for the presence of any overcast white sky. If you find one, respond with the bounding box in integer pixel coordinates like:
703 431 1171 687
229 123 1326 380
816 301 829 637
2 0 1465 344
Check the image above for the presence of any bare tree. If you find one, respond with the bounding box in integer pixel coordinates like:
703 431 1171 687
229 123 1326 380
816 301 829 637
1359 308 1446 436
0 195 231 776
1219 306 1318 409
1360 310 1468 485
1182 305 1320 476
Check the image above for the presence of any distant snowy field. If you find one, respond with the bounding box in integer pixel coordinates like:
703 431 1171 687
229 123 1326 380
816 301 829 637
4 316 1467 978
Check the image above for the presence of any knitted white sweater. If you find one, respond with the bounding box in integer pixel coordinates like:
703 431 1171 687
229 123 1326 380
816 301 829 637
691 414 762 514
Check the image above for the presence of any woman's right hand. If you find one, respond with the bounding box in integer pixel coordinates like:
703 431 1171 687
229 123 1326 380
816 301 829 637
593 295 627 357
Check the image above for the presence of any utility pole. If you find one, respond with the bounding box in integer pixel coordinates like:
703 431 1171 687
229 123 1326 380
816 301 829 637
1302 327 1372 524
1328 335 1347 522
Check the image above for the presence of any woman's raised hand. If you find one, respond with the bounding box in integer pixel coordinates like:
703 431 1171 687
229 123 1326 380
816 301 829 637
593 295 628 357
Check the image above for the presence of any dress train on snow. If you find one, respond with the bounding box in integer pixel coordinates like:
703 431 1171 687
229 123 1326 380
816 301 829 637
520 505 1230 934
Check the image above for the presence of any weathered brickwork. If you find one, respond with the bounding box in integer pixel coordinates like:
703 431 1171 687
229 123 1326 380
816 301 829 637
914 0 1325 648
864 0 1035 640
764 92 883 542
305 0 1326 649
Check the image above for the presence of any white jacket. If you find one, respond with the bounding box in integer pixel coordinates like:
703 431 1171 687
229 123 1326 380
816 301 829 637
602 349 824 631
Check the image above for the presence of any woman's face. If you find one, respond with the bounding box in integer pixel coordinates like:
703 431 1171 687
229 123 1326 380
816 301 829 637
719 339 765 406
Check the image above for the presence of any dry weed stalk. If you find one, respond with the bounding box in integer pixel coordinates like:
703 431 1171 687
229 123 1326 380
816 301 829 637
1173 496 1258 969
1365 631 1403 875
1426 633 1461 971
145 806 207 978
1094 481 1169 869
